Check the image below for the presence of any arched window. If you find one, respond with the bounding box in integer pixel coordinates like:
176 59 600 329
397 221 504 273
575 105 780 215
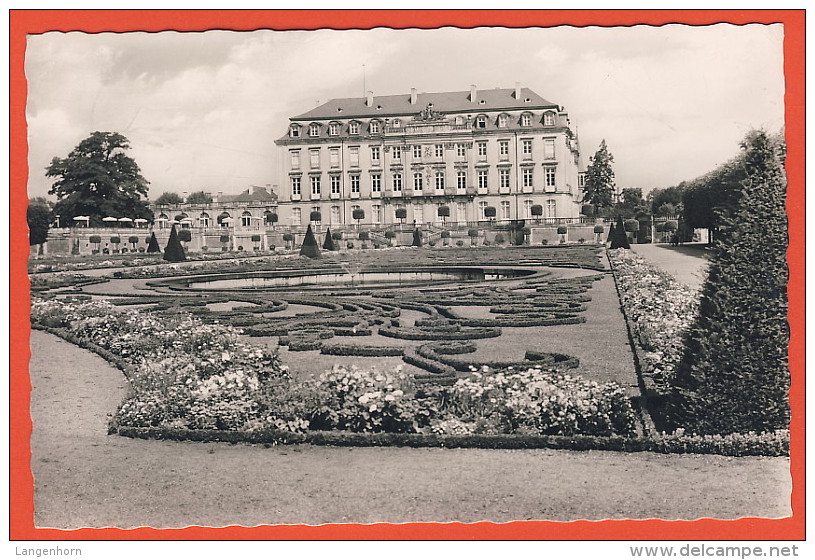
217 212 231 227
199 212 210 228
157 213 169 229
241 211 253 227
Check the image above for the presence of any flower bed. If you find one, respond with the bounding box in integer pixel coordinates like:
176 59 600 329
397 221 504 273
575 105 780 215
607 249 698 394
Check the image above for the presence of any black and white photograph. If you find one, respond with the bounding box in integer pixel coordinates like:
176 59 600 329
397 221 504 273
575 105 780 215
21 16 795 538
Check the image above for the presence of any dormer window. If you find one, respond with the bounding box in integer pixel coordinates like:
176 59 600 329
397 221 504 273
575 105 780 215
544 112 555 126
498 114 509 128
521 113 532 127
476 115 487 129
290 124 301 137
329 122 340 136
370 120 380 134
392 119 401 128
309 123 320 137
454 115 464 126
349 121 360 135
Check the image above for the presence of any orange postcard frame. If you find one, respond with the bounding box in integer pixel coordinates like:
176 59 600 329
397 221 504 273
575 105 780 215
9 9 805 541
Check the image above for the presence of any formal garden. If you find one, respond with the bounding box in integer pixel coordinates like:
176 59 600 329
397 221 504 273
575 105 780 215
29 131 791 461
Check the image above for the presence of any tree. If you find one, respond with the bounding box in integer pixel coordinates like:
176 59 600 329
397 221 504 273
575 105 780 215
27 201 52 247
186 191 213 204
582 139 616 208
669 131 789 434
530 204 543 223
437 206 450 224
352 208 365 227
146 232 160 253
299 224 321 258
46 132 153 226
609 216 630 249
323 228 337 251
128 235 139 250
177 229 192 243
593 224 604 243
154 192 184 205
484 206 497 221
395 207 407 225
163 225 186 262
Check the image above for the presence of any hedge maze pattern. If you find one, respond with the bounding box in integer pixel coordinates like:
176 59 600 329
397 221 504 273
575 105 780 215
88 246 606 385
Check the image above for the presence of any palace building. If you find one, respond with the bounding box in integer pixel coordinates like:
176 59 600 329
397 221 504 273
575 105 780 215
273 84 586 228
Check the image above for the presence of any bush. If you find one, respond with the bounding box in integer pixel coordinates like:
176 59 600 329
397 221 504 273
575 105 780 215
578 238 586 244
494 233 505 245
358 231 370 241
219 234 230 243
251 234 261 242
670 131 789 434
440 230 451 239
593 225 604 234
664 220 678 233
89 235 102 244
557 225 567 235
177 229 192 243
332 231 343 240
467 229 479 238
624 219 640 233
610 217 631 249
110 236 121 244
456 240 464 247
163 225 186 262
299 224 321 259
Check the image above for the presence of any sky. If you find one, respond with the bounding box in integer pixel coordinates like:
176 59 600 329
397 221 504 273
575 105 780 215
25 24 785 201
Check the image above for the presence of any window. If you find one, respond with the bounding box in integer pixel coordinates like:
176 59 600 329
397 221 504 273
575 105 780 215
349 174 360 194
349 122 359 135
291 176 302 197
523 199 533 218
523 168 534 188
311 206 322 224
477 142 487 158
331 175 341 195
544 138 556 160
371 173 381 193
310 149 320 169
199 213 210 228
290 150 300 169
371 146 381 165
370 121 380 134
329 148 340 168
454 115 464 126
546 199 557 218
392 119 401 128
413 172 423 191
392 173 403 192
544 112 555 126
330 206 341 224
414 206 424 223
457 170 467 191
522 139 533 156
329 122 339 136
578 173 586 188
310 175 321 196
477 169 488 190
456 144 466 158
498 114 508 128
349 146 359 167
309 123 319 137
372 204 382 223
434 144 444 158
501 200 511 220
479 201 488 218
290 125 300 137
521 113 532 127
499 168 511 189
456 202 467 223
413 145 422 159
240 211 252 227
499 140 509 158
292 208 301 225
544 165 557 189
435 171 445 191
476 115 487 129
392 146 402 160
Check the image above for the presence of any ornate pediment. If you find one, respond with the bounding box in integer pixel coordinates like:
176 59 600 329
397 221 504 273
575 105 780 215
414 104 445 122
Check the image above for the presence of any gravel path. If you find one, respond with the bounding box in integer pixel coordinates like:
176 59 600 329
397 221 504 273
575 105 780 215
30 330 791 529
631 243 710 290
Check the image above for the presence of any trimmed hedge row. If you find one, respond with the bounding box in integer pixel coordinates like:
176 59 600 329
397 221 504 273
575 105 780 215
415 342 579 373
320 344 405 357
379 325 502 341
110 424 789 456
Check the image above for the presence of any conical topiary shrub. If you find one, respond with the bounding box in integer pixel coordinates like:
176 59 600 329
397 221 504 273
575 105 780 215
412 228 422 247
146 232 160 253
606 222 615 244
299 224 321 259
163 224 186 262
609 216 630 249
323 228 337 251
669 131 789 434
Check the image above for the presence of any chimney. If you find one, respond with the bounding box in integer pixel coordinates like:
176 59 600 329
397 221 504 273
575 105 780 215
514 82 522 99
366 90 374 106
217 191 223 202
410 88 418 104
469 84 477 103
182 191 188 202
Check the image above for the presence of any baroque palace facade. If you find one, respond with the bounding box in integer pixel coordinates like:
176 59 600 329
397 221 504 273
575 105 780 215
273 84 586 228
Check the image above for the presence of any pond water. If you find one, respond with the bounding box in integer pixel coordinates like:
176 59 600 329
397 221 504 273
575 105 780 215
186 267 533 291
